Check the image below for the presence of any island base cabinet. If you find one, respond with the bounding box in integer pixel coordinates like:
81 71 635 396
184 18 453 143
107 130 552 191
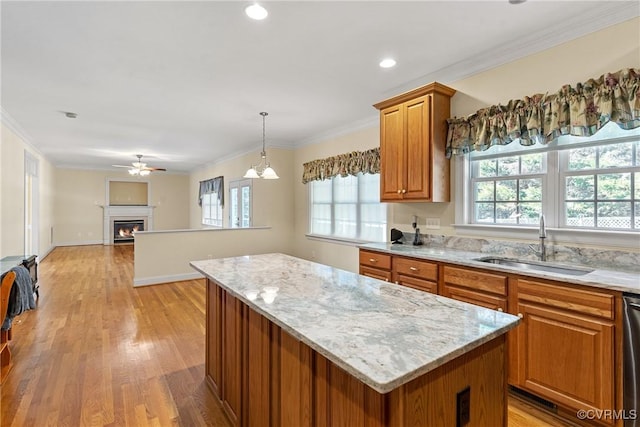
205 279 509 427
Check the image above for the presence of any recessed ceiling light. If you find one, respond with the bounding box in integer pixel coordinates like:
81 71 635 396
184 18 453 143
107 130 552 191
245 3 268 20
379 58 397 69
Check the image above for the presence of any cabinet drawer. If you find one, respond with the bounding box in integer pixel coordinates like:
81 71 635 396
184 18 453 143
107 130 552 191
359 250 391 270
517 279 615 320
394 257 438 281
443 265 507 296
443 285 507 312
360 266 391 282
396 274 437 294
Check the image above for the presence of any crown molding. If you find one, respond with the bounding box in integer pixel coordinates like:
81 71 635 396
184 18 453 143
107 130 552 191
0 107 46 158
389 3 639 95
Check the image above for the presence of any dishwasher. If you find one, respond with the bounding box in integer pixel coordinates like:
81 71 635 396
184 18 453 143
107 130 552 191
624 293 640 426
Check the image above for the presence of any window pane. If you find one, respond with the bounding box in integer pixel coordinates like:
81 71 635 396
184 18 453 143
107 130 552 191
636 173 640 199
242 186 251 227
565 202 594 227
334 175 357 202
636 202 640 229
230 188 238 227
334 204 356 238
568 147 596 170
519 202 542 225
360 204 386 241
475 202 494 223
521 153 544 174
566 176 594 200
497 157 518 176
597 202 631 228
599 142 632 168
495 180 517 201
519 179 542 201
312 180 332 203
495 202 518 224
311 204 331 235
474 181 494 202
359 173 380 202
636 141 640 166
597 173 630 200
477 159 497 178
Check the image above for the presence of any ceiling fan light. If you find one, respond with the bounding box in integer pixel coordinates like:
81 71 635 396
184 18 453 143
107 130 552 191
140 169 151 176
261 166 279 179
128 169 137 175
244 167 260 179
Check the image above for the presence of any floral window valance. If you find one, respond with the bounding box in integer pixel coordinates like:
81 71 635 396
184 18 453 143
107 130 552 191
198 176 224 207
446 68 640 157
302 147 380 184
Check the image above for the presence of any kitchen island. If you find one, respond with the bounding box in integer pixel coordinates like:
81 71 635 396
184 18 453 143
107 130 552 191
190 253 520 427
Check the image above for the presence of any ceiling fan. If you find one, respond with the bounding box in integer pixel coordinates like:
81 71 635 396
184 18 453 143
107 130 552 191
112 154 166 176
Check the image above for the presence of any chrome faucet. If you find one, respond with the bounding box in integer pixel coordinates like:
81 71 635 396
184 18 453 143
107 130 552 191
529 215 547 261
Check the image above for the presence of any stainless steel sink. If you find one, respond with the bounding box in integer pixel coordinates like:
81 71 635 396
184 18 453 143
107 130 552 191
474 257 594 276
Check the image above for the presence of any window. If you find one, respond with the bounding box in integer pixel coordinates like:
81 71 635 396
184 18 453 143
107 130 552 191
466 122 640 232
309 173 386 242
202 191 223 227
229 179 252 228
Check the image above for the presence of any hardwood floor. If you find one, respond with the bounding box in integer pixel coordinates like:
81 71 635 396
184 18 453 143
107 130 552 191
1 245 574 426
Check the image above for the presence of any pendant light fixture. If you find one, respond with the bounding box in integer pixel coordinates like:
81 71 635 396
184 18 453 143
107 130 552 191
244 112 279 180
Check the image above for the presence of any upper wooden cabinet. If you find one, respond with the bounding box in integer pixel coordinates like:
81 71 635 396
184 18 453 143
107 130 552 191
374 82 456 202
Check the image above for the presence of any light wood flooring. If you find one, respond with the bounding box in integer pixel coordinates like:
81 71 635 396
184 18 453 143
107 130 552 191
1 245 575 426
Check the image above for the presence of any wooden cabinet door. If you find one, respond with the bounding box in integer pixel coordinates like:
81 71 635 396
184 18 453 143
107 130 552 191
206 281 223 398
516 302 615 415
360 266 391 282
222 291 244 426
380 104 404 201
404 95 431 200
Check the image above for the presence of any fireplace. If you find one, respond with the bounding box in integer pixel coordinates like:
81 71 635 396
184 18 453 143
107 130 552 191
113 219 144 243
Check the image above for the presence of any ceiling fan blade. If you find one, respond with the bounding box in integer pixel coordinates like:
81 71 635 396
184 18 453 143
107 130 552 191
112 165 132 168
145 167 166 171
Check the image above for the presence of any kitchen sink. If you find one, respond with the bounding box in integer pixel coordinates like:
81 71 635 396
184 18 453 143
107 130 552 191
474 257 595 276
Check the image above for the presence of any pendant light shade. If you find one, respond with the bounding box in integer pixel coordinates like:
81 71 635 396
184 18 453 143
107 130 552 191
244 112 279 180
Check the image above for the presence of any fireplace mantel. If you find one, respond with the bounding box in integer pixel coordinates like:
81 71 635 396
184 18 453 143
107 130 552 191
101 205 154 245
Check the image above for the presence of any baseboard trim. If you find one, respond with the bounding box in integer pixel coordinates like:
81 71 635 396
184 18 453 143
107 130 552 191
133 272 204 287
55 240 104 247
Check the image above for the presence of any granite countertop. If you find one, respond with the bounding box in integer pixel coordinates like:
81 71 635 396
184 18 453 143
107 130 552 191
360 242 640 294
190 253 520 394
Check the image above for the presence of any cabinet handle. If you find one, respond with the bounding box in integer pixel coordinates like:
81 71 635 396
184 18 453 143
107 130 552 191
395 281 399 284
497 308 503 312
397 190 401 194
518 313 523 318
409 266 419 271
369 258 377 263
384 278 389 282
402 189 406 194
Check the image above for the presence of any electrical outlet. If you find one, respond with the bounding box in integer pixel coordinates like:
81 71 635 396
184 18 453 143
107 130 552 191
457 386 470 427
424 218 440 229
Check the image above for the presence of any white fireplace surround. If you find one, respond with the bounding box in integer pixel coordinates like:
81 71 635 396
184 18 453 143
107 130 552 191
102 205 154 245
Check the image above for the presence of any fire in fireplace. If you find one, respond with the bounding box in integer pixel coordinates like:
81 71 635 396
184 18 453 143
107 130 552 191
113 220 144 243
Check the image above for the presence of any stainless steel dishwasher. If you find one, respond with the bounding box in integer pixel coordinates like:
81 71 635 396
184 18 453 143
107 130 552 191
623 293 640 426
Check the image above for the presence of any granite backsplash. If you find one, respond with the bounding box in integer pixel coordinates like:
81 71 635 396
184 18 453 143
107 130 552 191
394 231 640 274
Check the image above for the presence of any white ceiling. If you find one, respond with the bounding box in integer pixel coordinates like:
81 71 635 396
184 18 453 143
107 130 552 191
1 1 638 173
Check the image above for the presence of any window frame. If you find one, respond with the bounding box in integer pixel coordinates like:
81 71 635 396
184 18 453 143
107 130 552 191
229 178 252 228
201 191 223 227
307 173 387 244
454 126 640 249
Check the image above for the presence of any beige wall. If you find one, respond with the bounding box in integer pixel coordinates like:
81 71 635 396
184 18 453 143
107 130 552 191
109 181 148 206
53 169 189 245
0 122 56 258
